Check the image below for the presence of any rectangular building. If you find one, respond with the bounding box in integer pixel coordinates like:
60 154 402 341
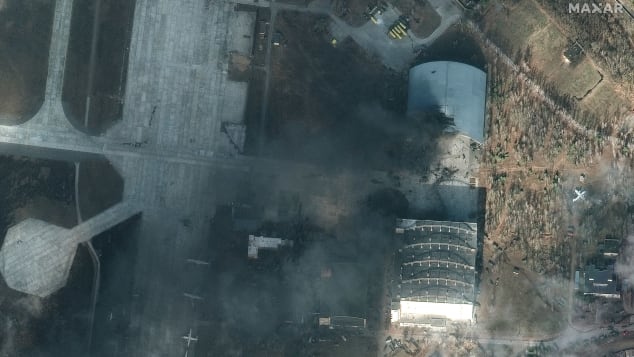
575 264 620 298
392 219 478 328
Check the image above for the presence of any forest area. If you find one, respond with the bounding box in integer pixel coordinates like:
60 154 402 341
472 17 634 275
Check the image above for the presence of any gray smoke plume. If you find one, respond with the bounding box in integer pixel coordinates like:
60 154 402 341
616 235 634 286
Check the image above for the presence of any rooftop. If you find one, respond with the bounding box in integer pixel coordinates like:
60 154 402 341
392 219 478 325
407 61 487 143
247 235 293 259
575 264 620 298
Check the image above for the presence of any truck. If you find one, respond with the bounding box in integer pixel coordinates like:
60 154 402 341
387 17 409 40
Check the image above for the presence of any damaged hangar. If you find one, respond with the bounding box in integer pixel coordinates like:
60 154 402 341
391 219 478 329
407 61 487 143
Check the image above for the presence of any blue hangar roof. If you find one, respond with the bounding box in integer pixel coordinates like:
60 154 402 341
407 61 487 143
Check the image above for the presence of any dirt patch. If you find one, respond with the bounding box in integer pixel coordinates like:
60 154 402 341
228 51 253 82
77 159 123 221
0 1 55 124
62 0 136 135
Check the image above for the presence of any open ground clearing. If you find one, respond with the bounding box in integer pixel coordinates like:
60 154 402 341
0 1 55 124
482 1 599 100
477 251 565 338
482 0 632 125
527 24 601 100
581 81 632 124
482 0 548 55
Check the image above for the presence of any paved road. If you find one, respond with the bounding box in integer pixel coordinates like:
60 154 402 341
256 0 277 155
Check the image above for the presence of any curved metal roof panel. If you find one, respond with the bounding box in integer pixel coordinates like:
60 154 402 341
407 61 487 142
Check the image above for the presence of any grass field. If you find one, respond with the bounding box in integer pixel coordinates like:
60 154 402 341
483 1 549 54
478 248 566 338
527 25 602 99
581 81 631 121
482 0 621 118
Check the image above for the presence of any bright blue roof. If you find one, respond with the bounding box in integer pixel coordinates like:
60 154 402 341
407 61 487 143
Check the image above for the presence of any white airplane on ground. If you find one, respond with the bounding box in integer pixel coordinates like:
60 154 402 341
183 292 204 307
185 258 210 266
183 292 203 301
182 328 198 348
573 189 586 202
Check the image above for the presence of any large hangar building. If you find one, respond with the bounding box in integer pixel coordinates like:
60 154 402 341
407 61 487 143
391 219 478 329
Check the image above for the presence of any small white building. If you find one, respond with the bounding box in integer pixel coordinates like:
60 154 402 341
247 235 293 259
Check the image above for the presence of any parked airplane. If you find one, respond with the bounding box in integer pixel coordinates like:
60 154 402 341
573 189 586 202
185 258 210 266
182 328 198 348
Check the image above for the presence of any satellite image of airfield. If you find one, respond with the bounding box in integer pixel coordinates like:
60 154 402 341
0 0 633 356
